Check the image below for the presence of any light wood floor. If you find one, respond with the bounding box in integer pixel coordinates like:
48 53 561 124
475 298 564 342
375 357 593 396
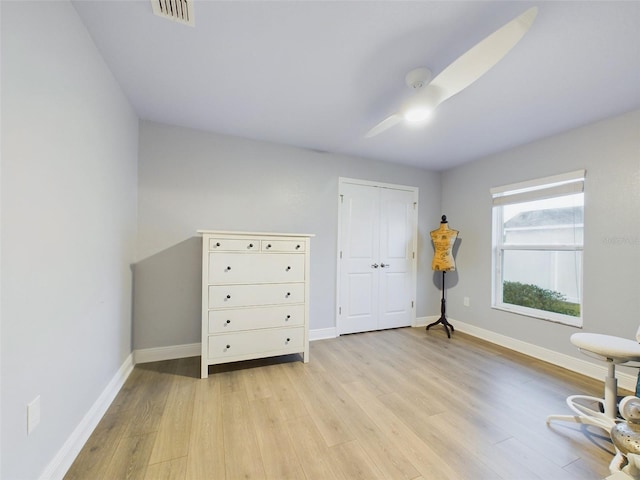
65 327 625 480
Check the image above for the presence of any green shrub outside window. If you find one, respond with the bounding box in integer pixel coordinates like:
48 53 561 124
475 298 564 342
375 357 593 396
502 281 580 317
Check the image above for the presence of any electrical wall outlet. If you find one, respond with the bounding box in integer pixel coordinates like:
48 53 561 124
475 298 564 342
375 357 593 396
27 395 41 435
463 297 470 307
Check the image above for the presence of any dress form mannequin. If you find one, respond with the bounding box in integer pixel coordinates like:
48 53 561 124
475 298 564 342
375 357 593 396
427 215 459 338
430 216 459 272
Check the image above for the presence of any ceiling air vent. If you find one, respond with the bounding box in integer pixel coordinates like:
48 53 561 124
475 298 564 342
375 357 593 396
151 0 194 27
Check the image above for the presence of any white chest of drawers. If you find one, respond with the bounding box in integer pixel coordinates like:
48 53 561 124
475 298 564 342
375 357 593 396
199 230 313 378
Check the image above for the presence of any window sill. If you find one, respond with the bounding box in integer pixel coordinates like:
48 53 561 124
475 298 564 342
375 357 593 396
492 304 583 328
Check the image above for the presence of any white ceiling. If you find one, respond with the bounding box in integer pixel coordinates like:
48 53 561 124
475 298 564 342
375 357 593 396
72 0 640 171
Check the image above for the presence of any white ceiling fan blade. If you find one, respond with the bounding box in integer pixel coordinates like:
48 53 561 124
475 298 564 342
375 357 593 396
364 114 402 138
364 7 537 138
430 7 538 105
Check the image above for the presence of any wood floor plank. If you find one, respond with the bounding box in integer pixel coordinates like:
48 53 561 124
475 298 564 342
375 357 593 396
259 362 310 421
297 366 422 480
148 374 197 464
63 411 127 480
341 380 465 479
285 362 356 447
284 414 342 480
328 439 386 480
121 362 177 438
248 397 306 479
563 456 611 479
372 390 503 479
328 336 398 396
241 364 274 401
102 432 157 480
106 367 147 416
309 338 362 385
143 456 187 480
185 377 226 480
487 436 585 480
543 422 615 476
415 393 510 445
221 389 266 480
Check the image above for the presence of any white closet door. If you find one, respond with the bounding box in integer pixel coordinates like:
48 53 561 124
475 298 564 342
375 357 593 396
378 187 416 329
339 182 380 334
338 180 417 335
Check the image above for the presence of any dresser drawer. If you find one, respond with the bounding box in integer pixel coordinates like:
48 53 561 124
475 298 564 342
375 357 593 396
262 240 305 252
209 238 260 251
208 253 304 284
208 305 304 333
208 283 305 309
208 327 304 360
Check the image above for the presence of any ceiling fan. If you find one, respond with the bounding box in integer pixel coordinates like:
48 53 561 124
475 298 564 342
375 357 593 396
365 7 538 138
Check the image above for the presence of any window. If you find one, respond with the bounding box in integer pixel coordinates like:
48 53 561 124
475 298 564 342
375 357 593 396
491 170 585 327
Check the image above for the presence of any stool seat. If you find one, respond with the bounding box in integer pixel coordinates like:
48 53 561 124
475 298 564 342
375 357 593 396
571 333 640 363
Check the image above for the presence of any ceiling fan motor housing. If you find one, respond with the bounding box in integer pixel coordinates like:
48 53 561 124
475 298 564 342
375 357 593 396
405 67 432 89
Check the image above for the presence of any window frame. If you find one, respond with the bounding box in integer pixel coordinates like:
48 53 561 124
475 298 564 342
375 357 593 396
491 170 585 327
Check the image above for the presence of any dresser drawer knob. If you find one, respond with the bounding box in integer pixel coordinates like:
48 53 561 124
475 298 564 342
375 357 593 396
226 266 231 271
215 242 221 247
296 244 301 250
286 338 291 343
286 292 291 297
248 243 254 248
286 315 291 321
286 266 291 271
266 244 272 249
226 344 231 349
226 320 231 324
226 295 231 299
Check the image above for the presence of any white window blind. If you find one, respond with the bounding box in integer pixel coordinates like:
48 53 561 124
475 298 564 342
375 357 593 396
491 170 585 206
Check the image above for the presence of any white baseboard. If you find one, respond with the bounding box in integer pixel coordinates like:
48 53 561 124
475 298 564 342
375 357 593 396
134 343 201 364
40 354 134 480
310 327 337 341
443 318 637 393
415 315 439 327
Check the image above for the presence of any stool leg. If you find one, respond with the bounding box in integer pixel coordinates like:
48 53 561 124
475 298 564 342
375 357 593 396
605 362 618 419
547 359 619 432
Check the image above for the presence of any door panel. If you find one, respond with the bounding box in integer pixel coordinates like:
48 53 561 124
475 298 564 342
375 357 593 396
347 273 375 317
345 185 378 259
378 271 411 329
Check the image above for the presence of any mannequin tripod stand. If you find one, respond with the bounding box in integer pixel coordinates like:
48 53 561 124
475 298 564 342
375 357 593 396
426 270 454 338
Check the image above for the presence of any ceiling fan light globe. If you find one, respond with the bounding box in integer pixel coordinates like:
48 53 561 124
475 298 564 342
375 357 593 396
404 107 432 123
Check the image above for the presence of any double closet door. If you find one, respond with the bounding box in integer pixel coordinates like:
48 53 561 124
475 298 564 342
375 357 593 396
338 179 418 335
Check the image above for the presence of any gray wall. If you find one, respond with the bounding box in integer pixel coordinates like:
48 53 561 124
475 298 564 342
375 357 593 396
1 2 138 478
135 121 443 349
440 110 640 358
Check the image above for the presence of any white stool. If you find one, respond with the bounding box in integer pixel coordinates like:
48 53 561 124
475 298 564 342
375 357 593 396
547 333 640 433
